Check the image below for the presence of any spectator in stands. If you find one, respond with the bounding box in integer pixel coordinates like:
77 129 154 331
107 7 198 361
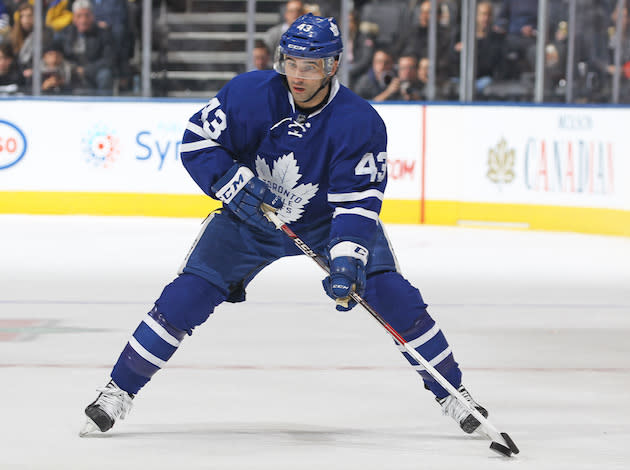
603 4 630 72
450 1 503 94
264 0 305 53
0 42 23 94
0 1 10 43
601 2 630 100
92 0 131 83
418 56 429 85
353 48 397 101
303 3 321 16
309 0 339 17
8 1 73 37
346 9 375 88
542 20 570 100
390 54 424 101
10 2 33 81
57 0 114 95
93 0 129 41
575 2 621 101
252 39 271 71
544 0 610 102
127 0 140 53
40 42 71 93
437 0 459 29
396 0 452 79
417 55 453 99
10 2 52 86
493 0 538 79
43 0 73 36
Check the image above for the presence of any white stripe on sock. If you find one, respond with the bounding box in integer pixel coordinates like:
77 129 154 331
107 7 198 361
406 324 440 349
413 346 453 371
396 324 440 353
129 337 166 368
143 315 181 347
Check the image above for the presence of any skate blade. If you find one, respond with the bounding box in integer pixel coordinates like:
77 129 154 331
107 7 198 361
79 417 100 437
475 425 493 440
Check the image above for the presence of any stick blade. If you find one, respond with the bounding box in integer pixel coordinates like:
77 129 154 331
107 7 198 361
500 432 520 454
489 441 512 457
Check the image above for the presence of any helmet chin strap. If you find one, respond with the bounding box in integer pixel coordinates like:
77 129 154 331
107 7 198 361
301 75 332 104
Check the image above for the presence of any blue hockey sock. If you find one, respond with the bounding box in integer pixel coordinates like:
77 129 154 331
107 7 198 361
365 271 462 399
111 273 226 394
112 306 187 394
398 316 462 399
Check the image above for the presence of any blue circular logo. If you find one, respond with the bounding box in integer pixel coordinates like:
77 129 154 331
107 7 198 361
0 120 27 170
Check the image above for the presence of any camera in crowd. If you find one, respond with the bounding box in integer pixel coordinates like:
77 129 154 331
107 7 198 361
42 68 62 81
383 70 395 86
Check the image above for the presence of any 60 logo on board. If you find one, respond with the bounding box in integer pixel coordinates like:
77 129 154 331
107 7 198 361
0 120 27 170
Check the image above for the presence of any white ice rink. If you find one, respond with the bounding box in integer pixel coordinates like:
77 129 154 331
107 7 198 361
1 215 629 469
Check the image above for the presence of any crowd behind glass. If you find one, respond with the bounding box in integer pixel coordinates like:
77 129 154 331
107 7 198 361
1 0 629 103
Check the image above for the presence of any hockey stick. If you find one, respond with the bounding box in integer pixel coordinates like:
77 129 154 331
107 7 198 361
263 208 520 457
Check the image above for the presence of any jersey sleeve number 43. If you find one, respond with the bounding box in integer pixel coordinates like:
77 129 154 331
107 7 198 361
355 152 386 183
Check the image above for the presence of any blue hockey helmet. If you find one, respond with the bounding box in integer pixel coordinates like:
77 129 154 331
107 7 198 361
274 13 343 78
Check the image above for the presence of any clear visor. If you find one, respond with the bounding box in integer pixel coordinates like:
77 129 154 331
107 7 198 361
274 52 337 79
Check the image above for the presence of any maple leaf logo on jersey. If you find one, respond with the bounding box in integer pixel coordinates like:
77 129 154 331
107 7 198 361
255 153 319 223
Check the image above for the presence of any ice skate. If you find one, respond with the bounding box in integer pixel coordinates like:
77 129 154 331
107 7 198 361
437 385 488 434
79 380 134 437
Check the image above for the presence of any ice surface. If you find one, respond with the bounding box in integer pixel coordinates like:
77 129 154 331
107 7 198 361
1 215 629 469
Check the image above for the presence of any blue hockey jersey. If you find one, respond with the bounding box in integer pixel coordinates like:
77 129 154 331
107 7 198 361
180 70 388 243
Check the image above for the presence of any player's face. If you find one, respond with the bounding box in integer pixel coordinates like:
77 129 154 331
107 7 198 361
284 56 331 107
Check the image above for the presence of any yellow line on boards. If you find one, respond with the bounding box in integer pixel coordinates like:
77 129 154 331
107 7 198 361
424 200 630 237
1 192 628 237
0 191 220 218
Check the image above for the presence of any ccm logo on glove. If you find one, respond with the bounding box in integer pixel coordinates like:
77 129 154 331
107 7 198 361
215 166 254 204
211 163 283 232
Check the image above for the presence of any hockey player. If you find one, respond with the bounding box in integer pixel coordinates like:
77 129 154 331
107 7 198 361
80 13 487 437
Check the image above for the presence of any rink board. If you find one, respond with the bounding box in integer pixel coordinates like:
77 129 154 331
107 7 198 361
0 98 629 236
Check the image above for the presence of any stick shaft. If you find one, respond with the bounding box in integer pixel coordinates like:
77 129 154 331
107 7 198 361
264 210 502 440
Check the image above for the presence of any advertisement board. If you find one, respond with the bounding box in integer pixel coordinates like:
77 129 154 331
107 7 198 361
1 98 628 235
0 100 203 194
426 105 628 210
373 104 422 200
0 101 423 198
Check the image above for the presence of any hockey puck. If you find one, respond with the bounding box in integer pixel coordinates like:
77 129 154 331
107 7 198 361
489 441 513 457
501 432 520 454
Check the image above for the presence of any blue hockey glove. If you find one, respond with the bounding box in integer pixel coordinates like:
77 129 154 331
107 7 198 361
211 163 283 231
322 238 369 311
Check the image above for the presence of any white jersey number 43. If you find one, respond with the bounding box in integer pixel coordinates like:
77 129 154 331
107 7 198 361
355 152 386 183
